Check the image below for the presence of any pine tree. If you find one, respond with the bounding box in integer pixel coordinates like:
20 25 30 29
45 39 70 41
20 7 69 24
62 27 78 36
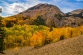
0 27 5 53
33 16 46 26
0 16 5 54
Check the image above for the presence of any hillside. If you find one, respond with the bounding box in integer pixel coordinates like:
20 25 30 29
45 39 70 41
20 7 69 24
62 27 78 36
66 9 83 17
0 35 83 55
27 35 83 55
64 9 83 27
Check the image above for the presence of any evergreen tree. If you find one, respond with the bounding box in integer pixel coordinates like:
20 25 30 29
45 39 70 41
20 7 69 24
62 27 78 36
6 21 13 28
33 16 46 26
0 16 5 54
0 28 5 53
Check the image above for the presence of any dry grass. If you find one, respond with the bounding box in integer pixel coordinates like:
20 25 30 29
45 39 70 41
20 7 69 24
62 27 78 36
0 35 83 55
27 35 83 55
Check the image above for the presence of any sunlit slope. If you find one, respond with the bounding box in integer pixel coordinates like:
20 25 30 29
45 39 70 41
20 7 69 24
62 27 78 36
27 35 83 55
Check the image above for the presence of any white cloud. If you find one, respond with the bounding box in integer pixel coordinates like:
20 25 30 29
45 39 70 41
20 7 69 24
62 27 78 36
0 6 2 8
61 8 74 13
1 0 46 16
3 3 31 15
2 2 36 16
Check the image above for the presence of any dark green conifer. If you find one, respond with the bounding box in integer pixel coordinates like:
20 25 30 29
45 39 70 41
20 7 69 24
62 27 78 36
0 16 5 54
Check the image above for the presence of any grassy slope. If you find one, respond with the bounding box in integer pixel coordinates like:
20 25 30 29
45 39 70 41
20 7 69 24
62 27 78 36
27 35 83 55
0 35 83 55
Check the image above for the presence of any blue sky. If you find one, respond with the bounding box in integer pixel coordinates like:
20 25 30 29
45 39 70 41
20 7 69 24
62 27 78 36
0 0 83 17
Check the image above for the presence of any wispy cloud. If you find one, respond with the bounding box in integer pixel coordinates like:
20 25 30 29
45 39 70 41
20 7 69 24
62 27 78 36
61 8 75 13
3 3 31 14
1 0 47 16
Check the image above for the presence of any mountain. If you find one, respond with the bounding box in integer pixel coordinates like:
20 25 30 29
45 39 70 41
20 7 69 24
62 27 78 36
66 9 83 18
64 9 83 27
14 3 65 27
3 4 83 27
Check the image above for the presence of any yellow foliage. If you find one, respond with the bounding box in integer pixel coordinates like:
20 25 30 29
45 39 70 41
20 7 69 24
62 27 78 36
30 32 44 47
3 25 83 48
48 28 62 43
